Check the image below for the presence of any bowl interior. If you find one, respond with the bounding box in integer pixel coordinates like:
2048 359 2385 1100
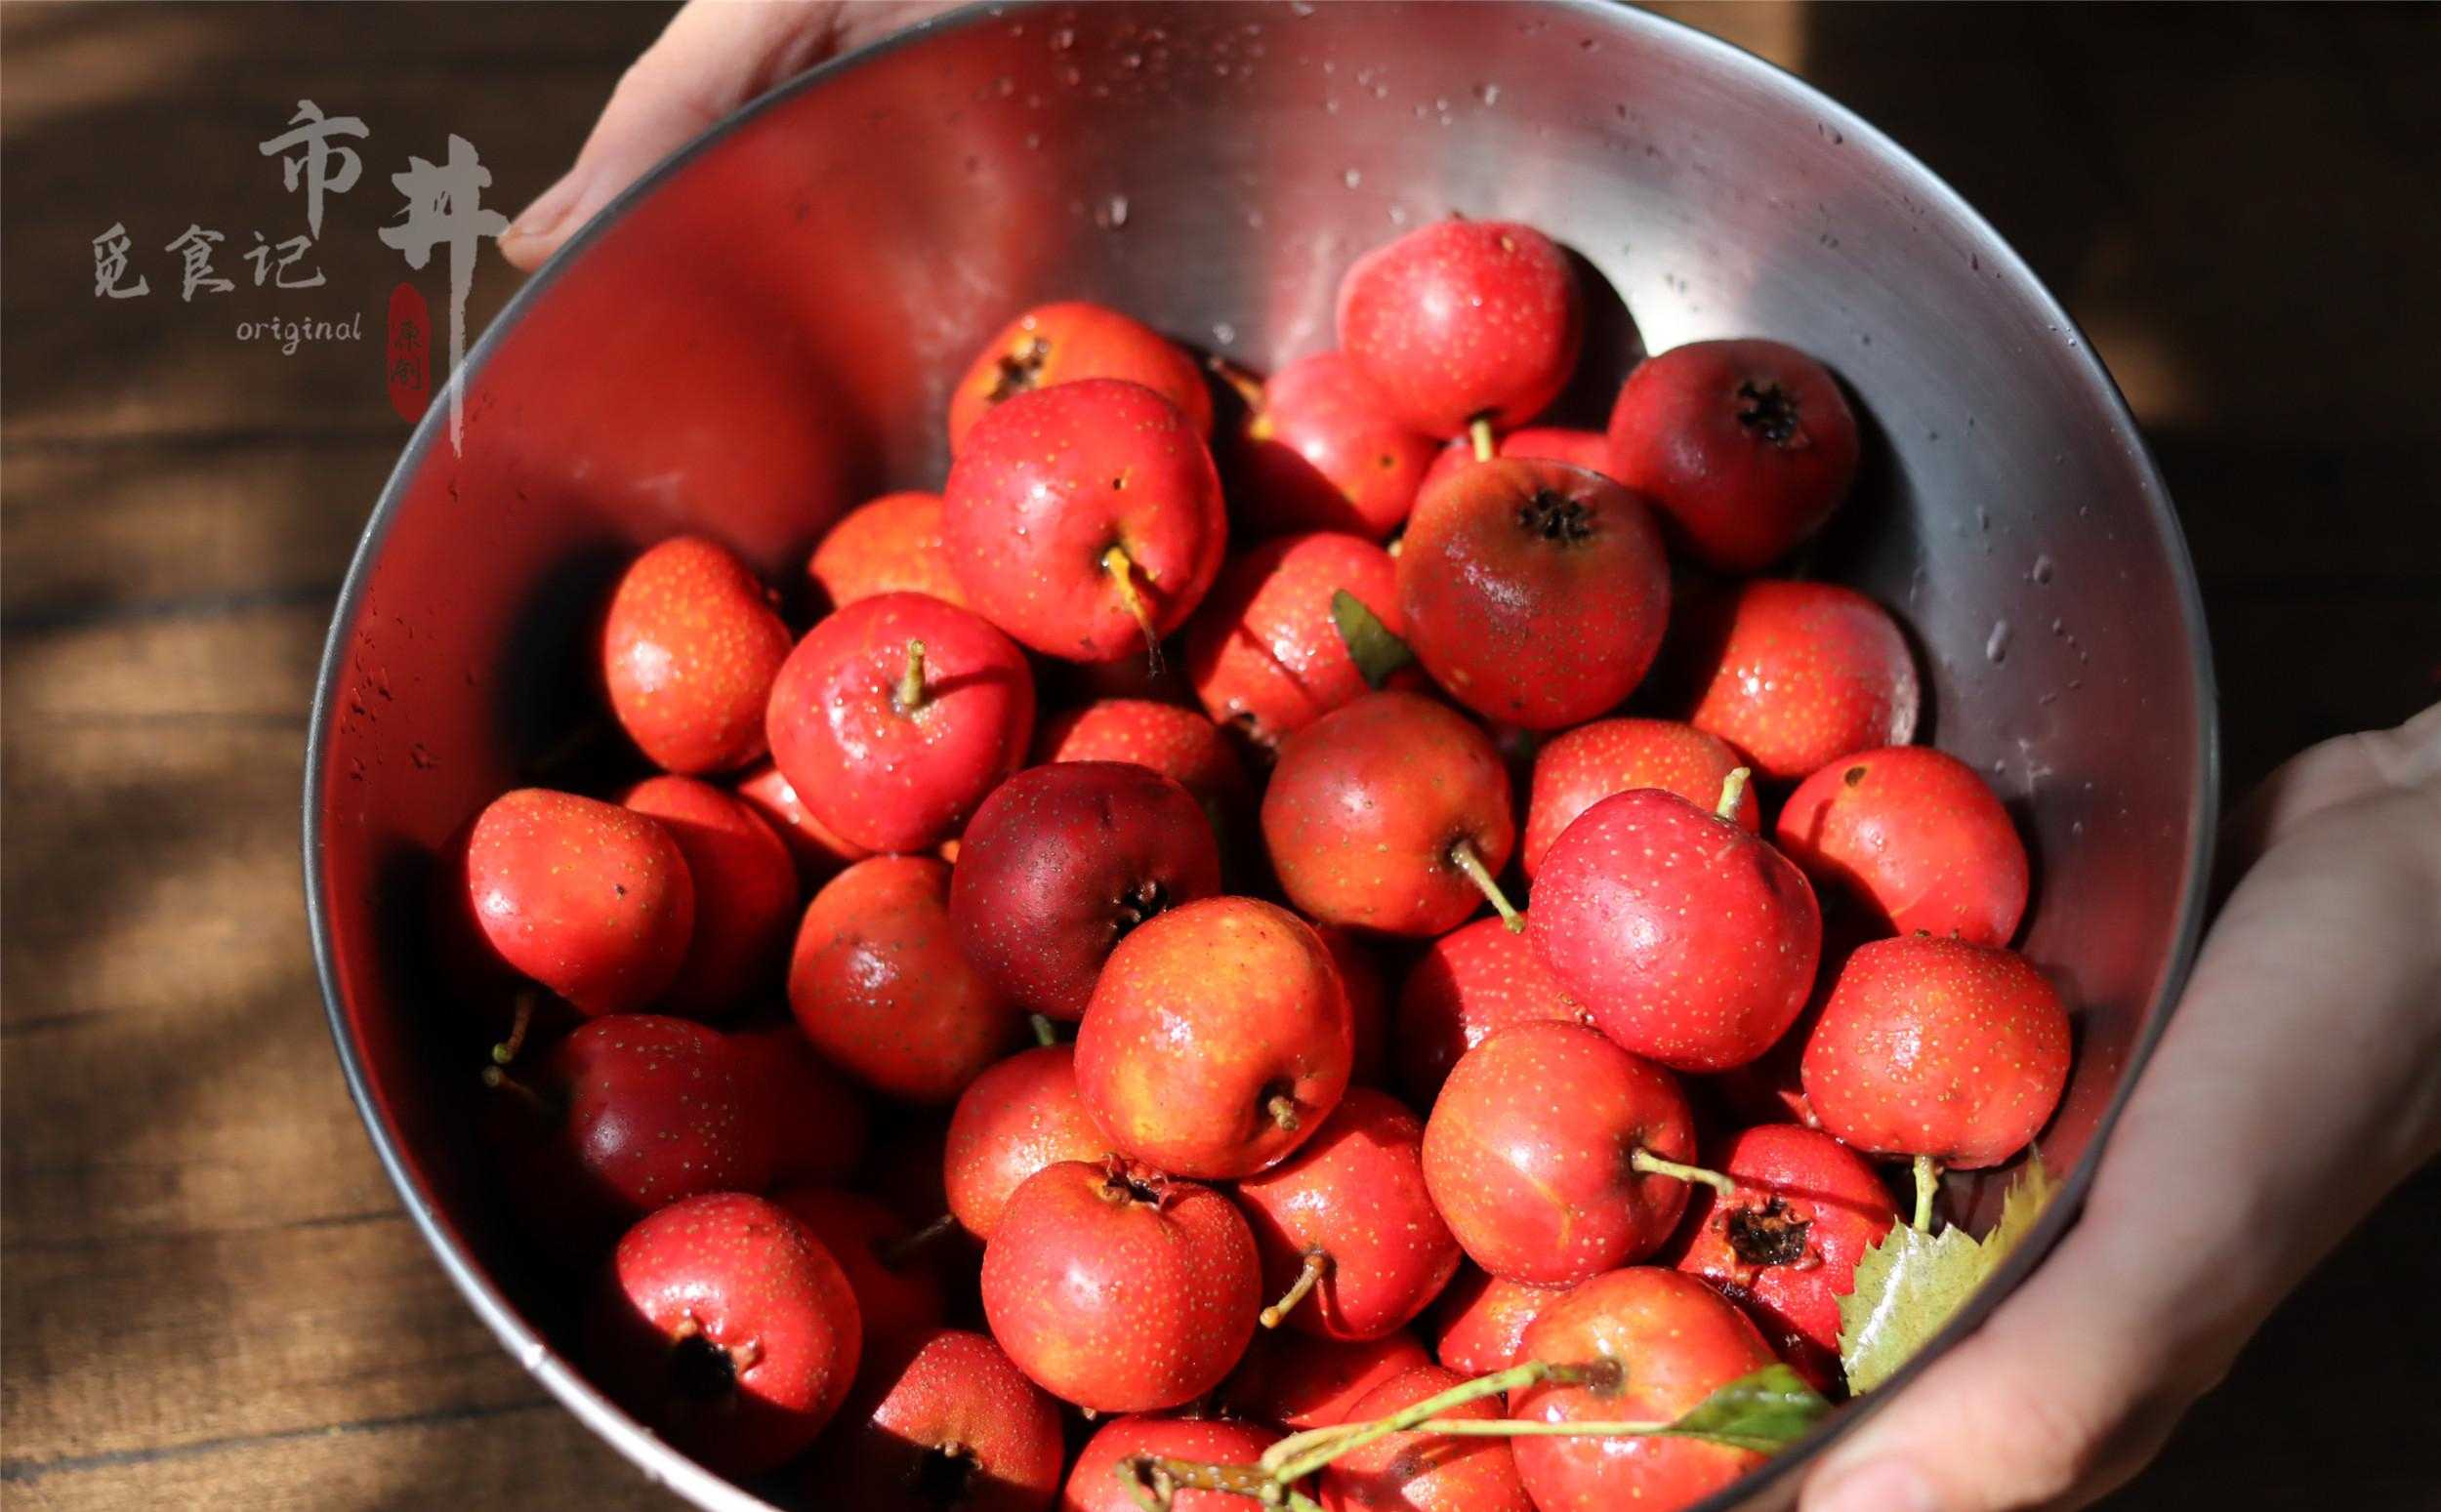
309 4 2213 1507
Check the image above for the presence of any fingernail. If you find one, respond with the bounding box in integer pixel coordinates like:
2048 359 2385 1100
508 168 589 241
1806 1460 1939 1512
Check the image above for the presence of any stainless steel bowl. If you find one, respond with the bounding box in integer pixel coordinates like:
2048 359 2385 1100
306 3 2217 1506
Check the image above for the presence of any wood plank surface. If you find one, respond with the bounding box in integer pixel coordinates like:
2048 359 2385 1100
2 4 2435 1511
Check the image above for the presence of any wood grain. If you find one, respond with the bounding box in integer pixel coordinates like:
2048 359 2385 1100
2 4 2434 1511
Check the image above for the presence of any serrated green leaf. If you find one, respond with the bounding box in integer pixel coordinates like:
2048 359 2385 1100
1331 590 1415 689
1656 1364 1832 1454
1838 1151 2058 1395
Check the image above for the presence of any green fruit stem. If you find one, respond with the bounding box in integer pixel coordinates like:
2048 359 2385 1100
1030 1012 1062 1048
894 638 929 715
1469 415 1497 463
1630 1147 1741 1199
480 1063 559 1121
1262 1360 1607 1483
875 1210 960 1270
1913 1153 1942 1233
1447 838 1526 934
490 989 538 1067
1101 545 1166 674
1716 766 1753 821
1114 1455 1309 1512
1260 1247 1330 1329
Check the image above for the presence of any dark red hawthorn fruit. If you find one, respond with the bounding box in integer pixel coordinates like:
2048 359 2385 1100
942 1043 1110 1241
1228 350 1441 540
586 1192 861 1478
1234 1087 1463 1341
947 301 1215 456
807 490 969 613
731 1022 871 1186
1776 745 2031 946
1661 1124 1900 1391
1426 1267 1568 1378
731 759 872 886
1396 458 1670 730
980 1158 1260 1413
620 775 798 1020
1075 896 1352 1179
788 855 1018 1105
1521 717 1758 879
1507 1267 1779 1512
1420 1022 1699 1287
1529 783 1822 1073
771 1186 949 1351
1394 915 1591 1106
1322 1363 1537 1512
1676 579 1920 785
943 379 1228 664
1062 1414 1283 1512
1417 426 1615 497
765 591 1036 855
1800 933 2071 1169
1262 692 1520 937
809 1328 1064 1512
949 761 1223 1022
1185 530 1411 752
1221 1329 1432 1429
461 787 694 1016
491 1013 774 1260
1338 220 1583 438
1606 338 1860 574
600 535 795 775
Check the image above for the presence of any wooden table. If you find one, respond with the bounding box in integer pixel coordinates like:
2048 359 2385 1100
4 5 2434 1508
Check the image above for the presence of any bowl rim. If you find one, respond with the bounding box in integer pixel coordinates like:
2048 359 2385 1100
303 3 2220 1506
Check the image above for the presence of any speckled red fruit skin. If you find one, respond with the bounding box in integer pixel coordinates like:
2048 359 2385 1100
496 1013 773 1258
463 788 695 1016
1420 1022 1698 1287
1234 1087 1462 1341
1061 1414 1282 1512
765 592 1035 855
1677 580 1920 784
947 302 1215 456
1231 351 1440 540
787 856 1017 1105
950 762 1223 1022
943 1044 1111 1241
586 1192 861 1478
1508 1268 1777 1512
810 1327 1064 1512
1396 459 1669 730
943 380 1228 663
1338 220 1583 437
981 1159 1261 1413
1323 1364 1537 1512
600 536 796 775
1222 1329 1431 1429
1417 426 1615 497
731 760 872 886
771 1186 948 1351
1777 746 2030 946
1607 339 1860 574
1314 924 1391 1088
1394 916 1590 1105
620 776 798 1020
1801 934 2071 1169
731 1022 870 1186
1522 718 1758 879
1075 897 1352 1179
1662 1124 1899 1391
807 491 968 613
1426 1267 1567 1377
1035 698 1252 831
1262 692 1516 936
1185 531 1409 750
1530 788 1823 1073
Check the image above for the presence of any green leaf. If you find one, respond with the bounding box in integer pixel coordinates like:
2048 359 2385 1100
1332 590 1415 689
1657 1364 1832 1453
1839 1151 2058 1395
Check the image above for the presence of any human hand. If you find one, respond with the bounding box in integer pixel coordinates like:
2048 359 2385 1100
499 0 950 270
1801 702 2441 1512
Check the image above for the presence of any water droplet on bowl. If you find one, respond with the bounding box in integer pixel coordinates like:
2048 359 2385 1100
1343 168 1363 188
2031 553 2055 584
1985 620 2012 664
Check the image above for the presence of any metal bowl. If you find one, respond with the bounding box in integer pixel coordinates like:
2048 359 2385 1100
305 3 2216 1506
